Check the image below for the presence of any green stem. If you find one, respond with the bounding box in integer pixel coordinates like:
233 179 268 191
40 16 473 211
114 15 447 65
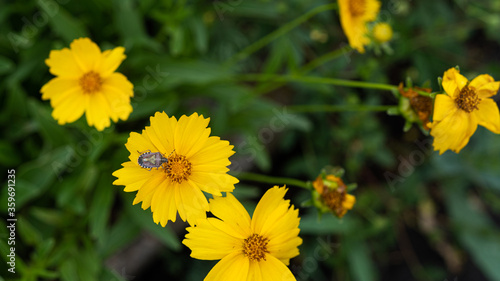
298 45 351 74
253 46 351 96
238 172 310 190
224 3 338 68
239 74 398 92
289 104 396 113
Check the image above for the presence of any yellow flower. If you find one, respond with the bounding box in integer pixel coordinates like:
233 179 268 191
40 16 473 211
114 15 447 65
338 0 381 53
41 38 133 131
373 22 393 43
112 112 239 226
428 67 500 154
312 174 355 218
183 186 302 281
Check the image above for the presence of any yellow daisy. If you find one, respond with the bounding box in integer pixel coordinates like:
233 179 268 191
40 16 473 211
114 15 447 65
312 174 355 218
338 0 381 53
183 186 302 281
113 112 238 226
41 37 133 131
429 67 500 154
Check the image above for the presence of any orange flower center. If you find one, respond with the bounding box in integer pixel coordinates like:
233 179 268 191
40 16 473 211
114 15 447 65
349 0 366 17
322 189 349 218
243 234 270 262
165 154 192 183
455 84 481 113
80 71 102 94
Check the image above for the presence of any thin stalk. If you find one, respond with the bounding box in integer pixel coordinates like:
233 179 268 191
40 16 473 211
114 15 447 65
237 172 310 190
254 46 351 96
224 3 338 68
289 104 396 113
238 74 399 92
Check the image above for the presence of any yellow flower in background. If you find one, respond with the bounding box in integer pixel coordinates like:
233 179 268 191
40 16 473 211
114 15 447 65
41 38 133 131
113 112 238 226
428 67 500 154
183 186 302 281
338 0 381 53
312 174 355 218
373 22 393 43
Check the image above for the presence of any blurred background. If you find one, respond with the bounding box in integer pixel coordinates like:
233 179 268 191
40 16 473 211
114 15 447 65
1 0 500 280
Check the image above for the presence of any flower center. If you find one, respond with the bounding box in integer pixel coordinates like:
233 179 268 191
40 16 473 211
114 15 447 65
323 189 346 214
79 71 102 94
165 154 192 183
349 0 366 17
242 234 269 262
455 84 481 113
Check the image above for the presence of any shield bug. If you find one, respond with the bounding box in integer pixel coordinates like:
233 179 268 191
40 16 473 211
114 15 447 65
137 150 170 171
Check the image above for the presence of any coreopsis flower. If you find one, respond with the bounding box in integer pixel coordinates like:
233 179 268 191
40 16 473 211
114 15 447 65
113 112 239 226
373 22 393 43
338 0 381 53
428 67 500 154
183 186 302 281
398 82 433 130
41 38 133 131
312 173 355 218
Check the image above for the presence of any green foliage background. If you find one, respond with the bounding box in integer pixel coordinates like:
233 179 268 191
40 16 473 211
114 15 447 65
1 0 500 280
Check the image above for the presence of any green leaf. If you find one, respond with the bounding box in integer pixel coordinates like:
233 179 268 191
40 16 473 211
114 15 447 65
1 146 70 209
45 5 88 43
17 215 43 246
0 55 14 75
89 175 114 240
299 212 357 235
100 210 141 257
347 240 377 281
444 182 500 281
28 99 72 147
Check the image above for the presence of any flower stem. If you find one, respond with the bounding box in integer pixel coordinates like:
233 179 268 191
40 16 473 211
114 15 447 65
288 104 396 113
224 3 338 68
238 74 399 92
237 172 310 190
253 45 351 96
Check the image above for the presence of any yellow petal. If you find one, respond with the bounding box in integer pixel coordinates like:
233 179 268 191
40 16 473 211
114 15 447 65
151 180 176 226
251 186 294 237
100 86 133 122
442 67 468 98
189 172 238 194
146 112 176 156
99 46 126 77
132 171 165 209
189 137 235 167
475 98 500 134
176 181 209 225
208 193 252 238
85 92 111 131
51 91 87 125
204 251 249 281
40 77 80 100
125 131 162 163
431 94 457 122
103 72 134 97
475 81 500 99
69 38 102 72
249 255 296 281
45 48 84 78
430 109 478 154
267 229 302 263
342 194 356 210
112 161 151 192
183 219 243 260
174 113 211 158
